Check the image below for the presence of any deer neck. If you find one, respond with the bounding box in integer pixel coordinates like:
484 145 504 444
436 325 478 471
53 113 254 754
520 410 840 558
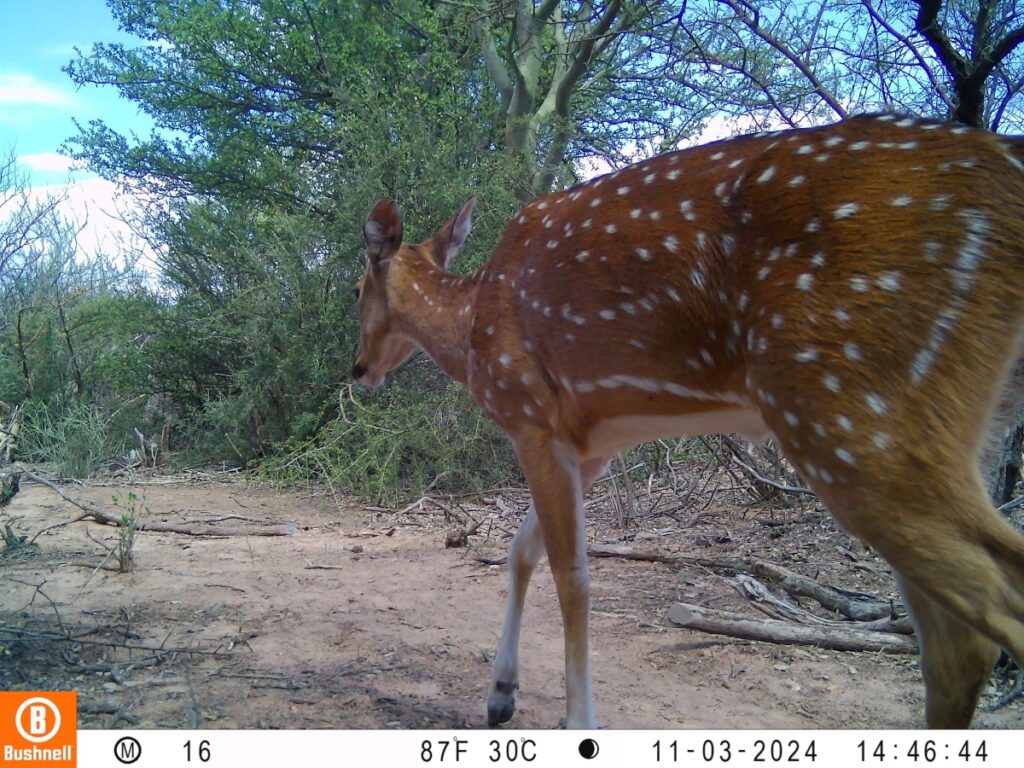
389 252 478 385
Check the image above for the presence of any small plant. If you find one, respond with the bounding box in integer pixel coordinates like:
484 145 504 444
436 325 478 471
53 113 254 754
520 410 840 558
1 515 28 552
111 491 146 572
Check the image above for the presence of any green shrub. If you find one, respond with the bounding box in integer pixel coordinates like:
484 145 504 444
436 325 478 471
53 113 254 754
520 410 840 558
261 378 519 506
18 400 127 478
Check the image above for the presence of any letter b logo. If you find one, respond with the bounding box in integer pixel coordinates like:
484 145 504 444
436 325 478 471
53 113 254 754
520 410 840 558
16 698 61 743
30 704 49 735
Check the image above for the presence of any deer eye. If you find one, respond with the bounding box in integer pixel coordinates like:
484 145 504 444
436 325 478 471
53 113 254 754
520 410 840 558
354 287 360 299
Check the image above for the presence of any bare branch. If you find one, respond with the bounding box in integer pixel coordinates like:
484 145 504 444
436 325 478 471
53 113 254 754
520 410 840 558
720 0 847 119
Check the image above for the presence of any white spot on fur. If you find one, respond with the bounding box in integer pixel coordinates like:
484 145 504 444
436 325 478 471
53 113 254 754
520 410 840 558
836 447 857 465
796 348 819 363
912 307 960 384
866 393 887 414
757 166 776 183
877 271 902 291
952 209 989 294
834 202 860 219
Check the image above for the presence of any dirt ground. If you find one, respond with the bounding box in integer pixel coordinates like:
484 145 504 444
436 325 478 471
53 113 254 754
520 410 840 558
1 473 1022 730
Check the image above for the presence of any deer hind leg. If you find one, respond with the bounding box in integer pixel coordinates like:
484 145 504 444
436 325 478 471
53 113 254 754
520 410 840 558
895 574 1000 728
488 504 543 726
808 466 1024 727
487 456 609 727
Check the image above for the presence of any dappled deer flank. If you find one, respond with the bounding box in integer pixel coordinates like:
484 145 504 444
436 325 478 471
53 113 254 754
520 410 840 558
353 113 1024 729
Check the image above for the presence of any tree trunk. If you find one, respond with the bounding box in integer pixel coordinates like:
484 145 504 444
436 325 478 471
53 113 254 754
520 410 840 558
986 415 1024 508
980 355 1024 509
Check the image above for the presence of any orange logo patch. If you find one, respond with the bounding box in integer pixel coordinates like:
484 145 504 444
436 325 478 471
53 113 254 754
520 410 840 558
0 692 76 767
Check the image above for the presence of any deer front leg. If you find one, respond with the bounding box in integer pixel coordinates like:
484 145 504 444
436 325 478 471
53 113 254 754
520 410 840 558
488 457 610 727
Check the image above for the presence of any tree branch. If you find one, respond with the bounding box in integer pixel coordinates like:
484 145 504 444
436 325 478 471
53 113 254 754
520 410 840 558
861 0 953 112
721 0 847 119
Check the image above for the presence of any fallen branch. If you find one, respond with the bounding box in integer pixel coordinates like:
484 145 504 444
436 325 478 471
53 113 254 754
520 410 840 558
667 603 918 654
587 542 709 566
587 544 892 621
743 557 891 621
17 464 295 540
0 624 232 656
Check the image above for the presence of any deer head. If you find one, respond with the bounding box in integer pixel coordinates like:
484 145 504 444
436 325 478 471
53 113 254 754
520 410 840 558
351 197 476 387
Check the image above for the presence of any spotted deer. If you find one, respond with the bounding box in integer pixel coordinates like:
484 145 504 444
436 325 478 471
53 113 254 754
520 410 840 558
352 113 1024 729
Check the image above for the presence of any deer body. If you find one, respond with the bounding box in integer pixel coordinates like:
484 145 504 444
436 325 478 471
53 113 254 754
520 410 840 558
353 114 1024 729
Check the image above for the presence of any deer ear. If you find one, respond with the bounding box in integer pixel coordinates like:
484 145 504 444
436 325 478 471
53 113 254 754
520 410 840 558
436 197 476 269
365 198 403 264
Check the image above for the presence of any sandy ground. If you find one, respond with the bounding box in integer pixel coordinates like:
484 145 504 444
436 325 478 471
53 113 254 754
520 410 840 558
1 476 1022 730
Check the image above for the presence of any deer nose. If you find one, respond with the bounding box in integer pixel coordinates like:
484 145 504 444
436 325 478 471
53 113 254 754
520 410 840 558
352 362 367 380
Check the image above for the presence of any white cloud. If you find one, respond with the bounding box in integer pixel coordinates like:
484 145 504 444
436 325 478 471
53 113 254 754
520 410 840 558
26 177 157 269
40 42 81 59
18 152 80 173
0 73 78 110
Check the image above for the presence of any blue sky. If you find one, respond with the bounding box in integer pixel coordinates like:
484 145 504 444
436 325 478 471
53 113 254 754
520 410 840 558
0 0 150 187
0 0 154 258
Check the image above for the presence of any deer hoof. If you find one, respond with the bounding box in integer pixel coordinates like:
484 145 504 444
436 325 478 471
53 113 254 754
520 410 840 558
487 680 518 726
